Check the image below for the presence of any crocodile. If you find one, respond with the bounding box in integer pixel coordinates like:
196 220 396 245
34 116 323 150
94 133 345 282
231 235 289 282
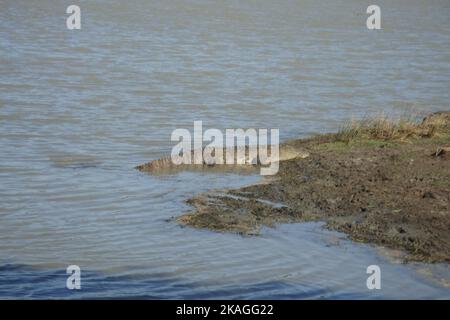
136 144 310 175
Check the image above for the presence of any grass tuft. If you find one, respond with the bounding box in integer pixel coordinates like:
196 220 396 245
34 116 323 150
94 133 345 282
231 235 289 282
335 111 450 144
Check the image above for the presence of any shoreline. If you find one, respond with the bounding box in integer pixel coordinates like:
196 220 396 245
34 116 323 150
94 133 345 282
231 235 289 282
173 111 450 263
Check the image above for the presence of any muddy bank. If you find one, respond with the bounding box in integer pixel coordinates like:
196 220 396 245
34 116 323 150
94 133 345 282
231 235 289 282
178 112 450 263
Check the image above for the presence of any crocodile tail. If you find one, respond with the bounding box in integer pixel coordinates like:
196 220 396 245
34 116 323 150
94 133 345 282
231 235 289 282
136 156 175 172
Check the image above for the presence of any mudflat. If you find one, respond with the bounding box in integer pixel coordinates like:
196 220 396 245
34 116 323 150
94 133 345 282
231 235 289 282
178 111 450 263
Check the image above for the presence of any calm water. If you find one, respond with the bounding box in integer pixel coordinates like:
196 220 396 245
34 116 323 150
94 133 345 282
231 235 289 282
1 0 450 299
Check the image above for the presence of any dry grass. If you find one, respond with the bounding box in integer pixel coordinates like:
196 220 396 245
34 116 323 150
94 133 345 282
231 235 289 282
335 111 450 143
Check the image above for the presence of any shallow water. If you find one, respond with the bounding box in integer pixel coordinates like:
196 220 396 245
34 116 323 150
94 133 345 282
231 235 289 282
1 0 450 299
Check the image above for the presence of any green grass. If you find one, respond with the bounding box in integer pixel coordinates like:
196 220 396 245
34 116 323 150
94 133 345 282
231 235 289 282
305 112 449 153
314 138 396 152
334 112 449 144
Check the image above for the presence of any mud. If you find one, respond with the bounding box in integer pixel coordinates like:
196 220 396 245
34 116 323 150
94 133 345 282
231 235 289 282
178 112 450 263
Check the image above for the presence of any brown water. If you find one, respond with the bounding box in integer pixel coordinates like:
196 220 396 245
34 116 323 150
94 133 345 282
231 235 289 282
1 0 450 298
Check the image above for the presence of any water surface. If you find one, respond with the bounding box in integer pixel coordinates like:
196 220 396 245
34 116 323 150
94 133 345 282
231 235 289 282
1 0 450 299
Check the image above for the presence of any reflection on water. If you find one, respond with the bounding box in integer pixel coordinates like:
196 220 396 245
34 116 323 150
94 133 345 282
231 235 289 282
1 0 450 298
